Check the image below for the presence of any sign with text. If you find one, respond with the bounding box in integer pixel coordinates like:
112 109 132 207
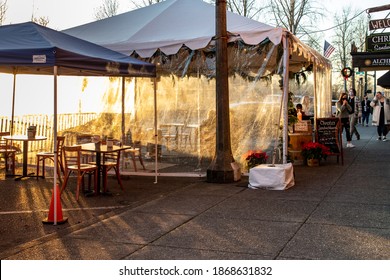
352 52 390 70
369 18 390 30
294 120 311 133
366 32 390 52
316 118 343 164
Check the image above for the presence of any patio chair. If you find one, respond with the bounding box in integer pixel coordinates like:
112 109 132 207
123 140 146 172
76 133 94 163
160 124 178 151
36 136 65 180
61 145 98 201
178 123 192 150
0 133 19 175
101 150 124 192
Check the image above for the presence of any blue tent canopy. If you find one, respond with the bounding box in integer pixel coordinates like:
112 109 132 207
0 22 156 77
0 23 158 209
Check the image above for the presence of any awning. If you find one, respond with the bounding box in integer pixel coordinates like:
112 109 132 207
378 70 390 88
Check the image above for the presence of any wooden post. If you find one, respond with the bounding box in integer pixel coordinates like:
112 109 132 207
206 0 235 183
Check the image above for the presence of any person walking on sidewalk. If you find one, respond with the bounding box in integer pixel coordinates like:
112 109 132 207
336 92 355 148
370 91 390 141
361 94 371 127
348 88 361 140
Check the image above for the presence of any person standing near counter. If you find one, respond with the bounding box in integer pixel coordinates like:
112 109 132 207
336 92 355 148
370 91 390 141
348 88 361 140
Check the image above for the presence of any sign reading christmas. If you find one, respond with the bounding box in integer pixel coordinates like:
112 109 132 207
366 32 390 52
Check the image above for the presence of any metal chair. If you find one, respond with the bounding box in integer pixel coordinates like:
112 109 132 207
61 145 98 201
36 136 65 180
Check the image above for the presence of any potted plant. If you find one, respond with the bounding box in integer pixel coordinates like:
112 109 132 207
243 150 269 171
301 142 331 166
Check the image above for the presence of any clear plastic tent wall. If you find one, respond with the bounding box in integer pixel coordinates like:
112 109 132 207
119 39 330 176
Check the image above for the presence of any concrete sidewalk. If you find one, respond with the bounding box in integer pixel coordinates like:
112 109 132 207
0 124 389 260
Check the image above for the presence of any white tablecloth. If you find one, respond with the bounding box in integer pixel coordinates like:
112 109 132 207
248 163 295 190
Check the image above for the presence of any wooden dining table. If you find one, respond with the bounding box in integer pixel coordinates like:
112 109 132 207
78 143 131 195
4 134 47 180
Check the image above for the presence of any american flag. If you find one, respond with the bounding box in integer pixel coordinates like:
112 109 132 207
323 40 335 58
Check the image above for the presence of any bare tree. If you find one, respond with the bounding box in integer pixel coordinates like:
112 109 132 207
206 0 266 19
230 0 268 19
95 0 119 20
267 0 324 37
129 0 266 19
331 7 367 91
353 14 368 51
129 0 164 9
0 0 7 25
332 7 358 71
31 16 49 26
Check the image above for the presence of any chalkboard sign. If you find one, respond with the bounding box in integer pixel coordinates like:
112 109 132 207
316 117 343 164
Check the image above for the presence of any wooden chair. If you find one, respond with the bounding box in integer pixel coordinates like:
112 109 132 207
178 123 192 150
160 124 178 151
0 134 18 175
36 136 65 180
76 133 94 163
101 150 124 192
123 140 145 172
61 145 98 201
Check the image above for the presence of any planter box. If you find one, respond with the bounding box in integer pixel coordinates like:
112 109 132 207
248 163 295 190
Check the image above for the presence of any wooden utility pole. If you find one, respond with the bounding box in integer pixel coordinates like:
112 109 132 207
206 0 236 183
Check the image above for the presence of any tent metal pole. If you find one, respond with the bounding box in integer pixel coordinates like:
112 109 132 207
11 71 16 136
154 77 158 184
53 65 58 225
282 34 289 164
196 68 201 171
313 65 317 127
121 77 125 144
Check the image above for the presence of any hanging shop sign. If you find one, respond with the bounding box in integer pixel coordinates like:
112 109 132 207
366 32 390 52
369 18 390 31
352 52 390 70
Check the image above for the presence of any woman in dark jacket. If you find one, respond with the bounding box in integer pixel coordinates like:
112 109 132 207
336 92 355 148
361 94 371 127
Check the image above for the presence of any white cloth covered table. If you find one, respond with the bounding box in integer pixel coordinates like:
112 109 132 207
248 163 295 190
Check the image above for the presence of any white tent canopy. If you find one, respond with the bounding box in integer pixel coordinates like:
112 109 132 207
65 0 332 170
65 0 284 58
65 0 331 107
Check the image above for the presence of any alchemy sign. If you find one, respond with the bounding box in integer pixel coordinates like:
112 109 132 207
352 52 390 70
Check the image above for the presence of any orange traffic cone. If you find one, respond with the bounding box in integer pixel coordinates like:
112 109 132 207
42 183 68 224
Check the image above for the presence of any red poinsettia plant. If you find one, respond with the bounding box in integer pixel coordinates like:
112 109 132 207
301 142 331 160
243 149 269 171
